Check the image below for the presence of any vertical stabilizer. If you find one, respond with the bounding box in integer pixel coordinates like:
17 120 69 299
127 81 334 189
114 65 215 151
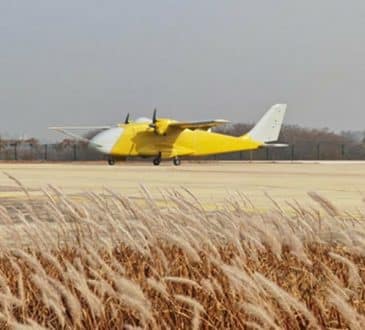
247 104 287 143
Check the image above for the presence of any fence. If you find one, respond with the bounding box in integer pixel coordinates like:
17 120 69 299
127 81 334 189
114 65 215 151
199 141 365 161
0 144 104 162
0 142 364 162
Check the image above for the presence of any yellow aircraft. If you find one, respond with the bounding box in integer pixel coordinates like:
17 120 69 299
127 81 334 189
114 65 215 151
50 104 287 166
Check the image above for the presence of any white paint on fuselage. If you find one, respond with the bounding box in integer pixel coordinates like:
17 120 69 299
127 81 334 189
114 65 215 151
90 127 124 154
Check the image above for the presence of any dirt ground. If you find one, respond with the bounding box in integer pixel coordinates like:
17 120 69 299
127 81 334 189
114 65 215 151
0 161 364 210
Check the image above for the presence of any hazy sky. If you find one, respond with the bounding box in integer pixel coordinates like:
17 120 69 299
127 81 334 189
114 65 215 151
1 1 365 140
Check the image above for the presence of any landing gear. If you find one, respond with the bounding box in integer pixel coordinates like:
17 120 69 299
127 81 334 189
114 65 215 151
153 153 161 166
173 157 181 166
108 159 116 166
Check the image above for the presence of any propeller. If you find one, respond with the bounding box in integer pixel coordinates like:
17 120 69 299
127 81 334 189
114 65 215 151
150 108 158 129
152 108 157 124
149 108 168 135
124 113 130 124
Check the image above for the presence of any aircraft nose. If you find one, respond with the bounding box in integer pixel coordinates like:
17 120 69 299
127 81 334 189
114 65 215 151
90 127 124 154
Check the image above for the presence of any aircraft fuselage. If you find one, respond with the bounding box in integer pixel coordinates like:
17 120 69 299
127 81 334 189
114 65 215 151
92 123 262 159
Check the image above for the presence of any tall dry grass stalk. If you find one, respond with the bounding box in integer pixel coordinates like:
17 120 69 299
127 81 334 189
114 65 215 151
0 178 364 329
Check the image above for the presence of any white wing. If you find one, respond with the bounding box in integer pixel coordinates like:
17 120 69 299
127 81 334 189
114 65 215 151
48 126 111 145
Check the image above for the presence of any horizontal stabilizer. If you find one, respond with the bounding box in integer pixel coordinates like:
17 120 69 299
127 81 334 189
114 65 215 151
262 143 289 148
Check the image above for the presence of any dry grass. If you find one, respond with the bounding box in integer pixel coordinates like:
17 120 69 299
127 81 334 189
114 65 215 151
0 179 365 329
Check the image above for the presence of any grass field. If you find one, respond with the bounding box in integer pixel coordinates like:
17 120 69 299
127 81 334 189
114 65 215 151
0 162 365 329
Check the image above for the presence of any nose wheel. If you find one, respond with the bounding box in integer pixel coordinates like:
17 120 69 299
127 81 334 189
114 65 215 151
108 159 116 166
173 157 181 166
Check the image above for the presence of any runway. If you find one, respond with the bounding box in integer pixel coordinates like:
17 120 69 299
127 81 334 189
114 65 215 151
0 161 364 210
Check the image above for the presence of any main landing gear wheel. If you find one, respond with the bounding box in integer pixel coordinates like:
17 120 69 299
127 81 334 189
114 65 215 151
108 159 116 166
153 152 162 166
173 157 181 166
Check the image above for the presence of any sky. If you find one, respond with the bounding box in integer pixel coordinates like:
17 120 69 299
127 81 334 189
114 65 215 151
1 1 365 141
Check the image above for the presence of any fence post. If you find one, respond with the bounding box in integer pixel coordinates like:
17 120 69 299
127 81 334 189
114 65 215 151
316 143 320 160
44 144 48 161
291 144 295 161
341 144 345 160
29 143 33 161
73 144 77 161
14 143 17 161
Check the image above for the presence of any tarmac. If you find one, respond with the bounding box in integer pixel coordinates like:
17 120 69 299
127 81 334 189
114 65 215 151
0 161 364 210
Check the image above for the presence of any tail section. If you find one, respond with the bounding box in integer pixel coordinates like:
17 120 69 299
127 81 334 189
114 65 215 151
246 104 287 143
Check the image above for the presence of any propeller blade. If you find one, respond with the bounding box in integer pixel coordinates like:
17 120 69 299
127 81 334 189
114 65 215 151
124 113 130 124
152 108 157 124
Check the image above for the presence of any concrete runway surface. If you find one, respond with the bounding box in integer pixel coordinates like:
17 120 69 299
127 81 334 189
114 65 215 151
0 161 364 210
